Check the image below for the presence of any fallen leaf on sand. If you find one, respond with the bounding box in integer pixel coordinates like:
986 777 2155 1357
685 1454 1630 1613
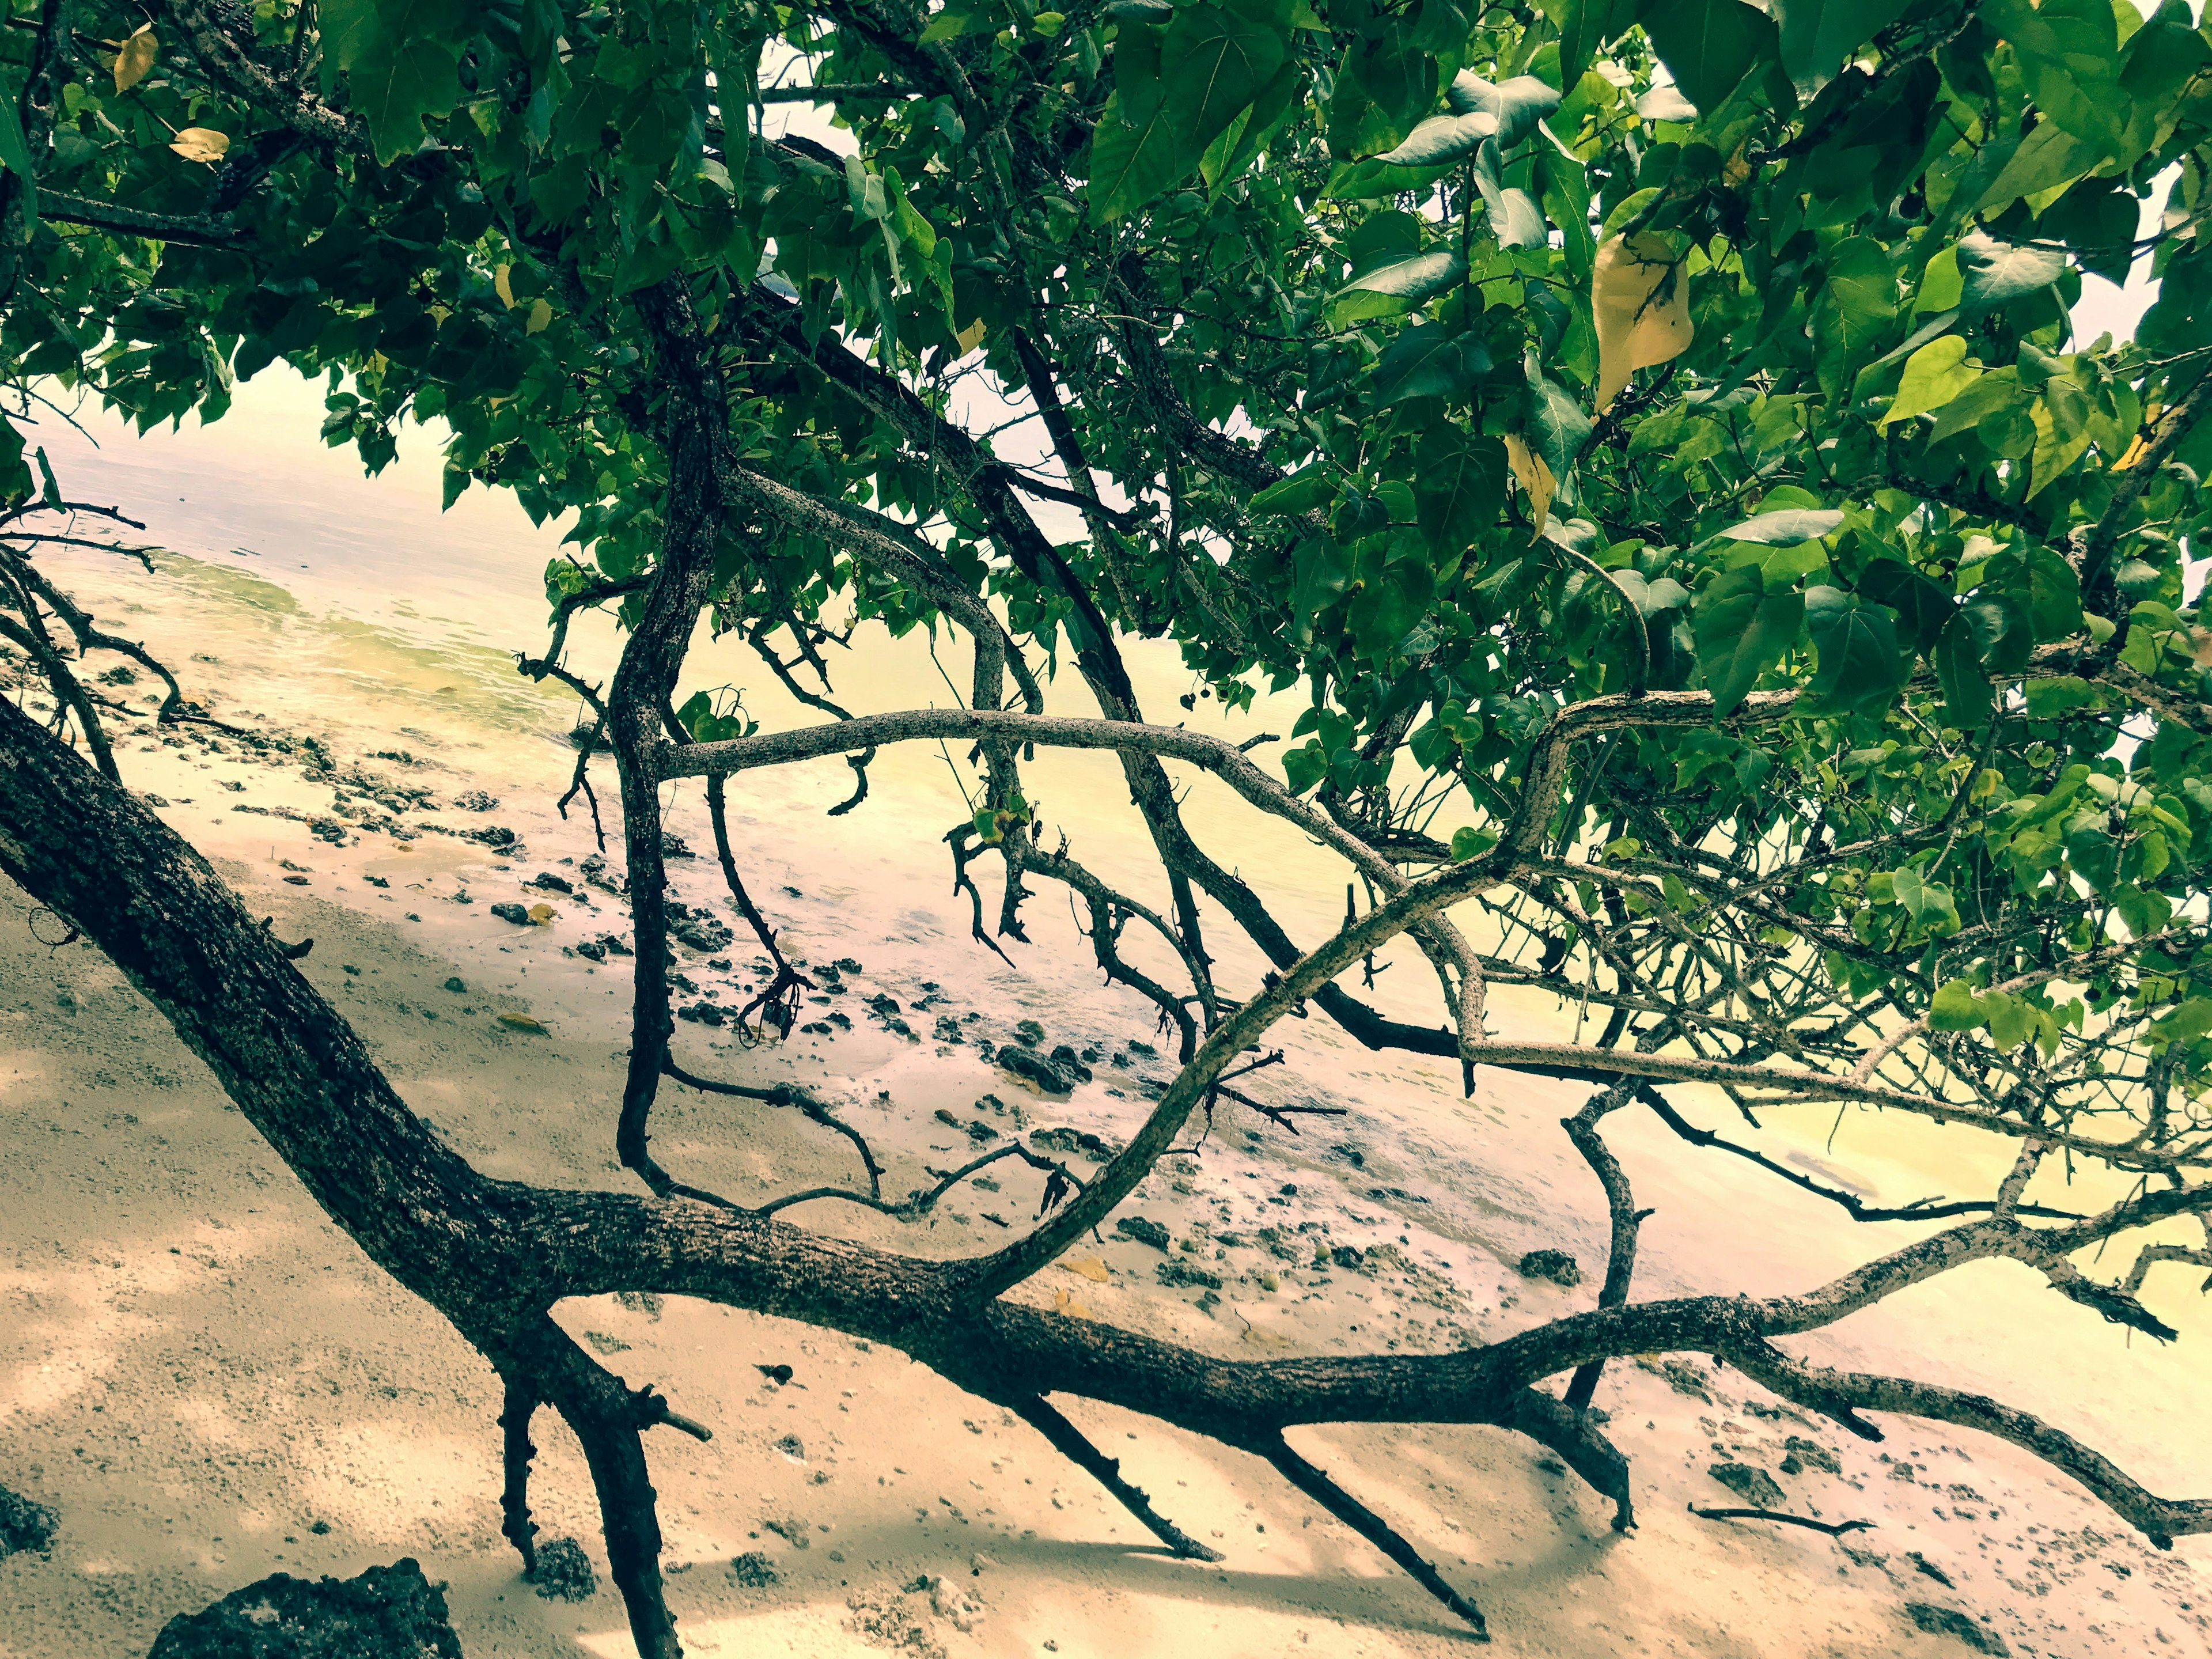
1053 1289 1094 1319
1058 1257 1109 1283
497 1013 548 1034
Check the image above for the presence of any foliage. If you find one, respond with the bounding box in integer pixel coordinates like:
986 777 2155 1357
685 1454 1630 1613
10 2 2212 1652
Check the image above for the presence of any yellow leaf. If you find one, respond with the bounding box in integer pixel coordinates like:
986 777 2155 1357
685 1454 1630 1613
527 902 555 922
171 127 230 164
525 297 552 335
955 317 987 353
1502 433 1556 540
1052 1288 1094 1319
114 25 157 94
1591 232 1692 412
494 263 516 308
2116 403 2162 470
497 1013 548 1034
1058 1256 1110 1283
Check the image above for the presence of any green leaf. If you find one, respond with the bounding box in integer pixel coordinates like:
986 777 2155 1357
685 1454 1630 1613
1524 352 1592 478
1536 0 1642 86
1413 427 1506 553
0 85 35 206
1251 467 1332 516
1160 3 1286 146
1881 336 1980 427
1928 976 1984 1032
1768 0 1911 97
1983 0 2130 153
1957 592 2035 673
1701 506 1843 548
1444 73 1563 150
1955 230 2066 313
1969 119 2101 219
1891 865 1960 937
1449 824 1498 860
1282 740 1328 795
1812 240 1897 398
1858 561 1952 654
349 38 464 164
2150 996 2212 1047
1984 545 2084 642
1805 585 1904 712
1369 323 1491 406
1327 249 1467 325
1694 565 1804 714
1641 0 1780 116
1086 92 1187 222
1256 471 1318 517
1371 110 1496 168
2023 675 2099 718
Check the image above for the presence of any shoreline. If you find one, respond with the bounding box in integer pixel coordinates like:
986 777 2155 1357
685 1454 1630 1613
0 559 2208 1656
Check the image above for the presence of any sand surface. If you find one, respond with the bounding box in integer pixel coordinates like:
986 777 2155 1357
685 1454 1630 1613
2 523 2211 1657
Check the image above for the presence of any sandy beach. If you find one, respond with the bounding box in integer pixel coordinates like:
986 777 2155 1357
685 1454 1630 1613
3 517 2211 1659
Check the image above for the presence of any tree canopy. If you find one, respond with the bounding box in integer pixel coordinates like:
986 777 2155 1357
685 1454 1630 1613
7 1 2212 1654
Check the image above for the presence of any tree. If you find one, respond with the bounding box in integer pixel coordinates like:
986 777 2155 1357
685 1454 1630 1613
4 0 2212 1652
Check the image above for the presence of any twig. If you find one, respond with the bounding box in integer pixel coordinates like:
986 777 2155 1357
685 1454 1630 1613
1687 1503 1874 1537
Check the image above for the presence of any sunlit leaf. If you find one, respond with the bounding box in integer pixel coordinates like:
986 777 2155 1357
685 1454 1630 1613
1591 233 1693 411
114 25 158 94
169 127 231 164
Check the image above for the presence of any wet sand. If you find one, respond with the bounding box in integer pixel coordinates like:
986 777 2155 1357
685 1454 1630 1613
4 574 2212 1658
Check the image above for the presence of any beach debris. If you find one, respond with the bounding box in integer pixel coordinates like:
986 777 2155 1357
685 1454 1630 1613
489 902 530 925
576 940 605 961
0 1486 56 1557
527 903 555 923
531 1536 597 1601
1688 1502 1873 1536
1059 1257 1110 1283
1048 1043 1094 1082
1517 1248 1582 1286
1909 1551 1956 1587
660 830 695 859
1647 1357 1714 1401
671 913 733 952
776 1434 806 1463
1030 1126 1117 1160
496 1013 548 1035
1708 1463 1786 1508
463 824 517 851
442 977 465 993
1113 1216 1171 1251
147 1558 464 1657
529 871 573 893
1330 1243 1365 1270
453 790 499 811
1157 1260 1223 1290
756 1363 794 1385
729 1551 780 1588
1904 1603 2008 1654
1781 1435 1841 1475
999 1047 1079 1094
762 1512 812 1547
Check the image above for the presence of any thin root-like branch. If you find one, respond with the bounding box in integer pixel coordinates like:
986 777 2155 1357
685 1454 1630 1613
1006 1395 1224 1560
